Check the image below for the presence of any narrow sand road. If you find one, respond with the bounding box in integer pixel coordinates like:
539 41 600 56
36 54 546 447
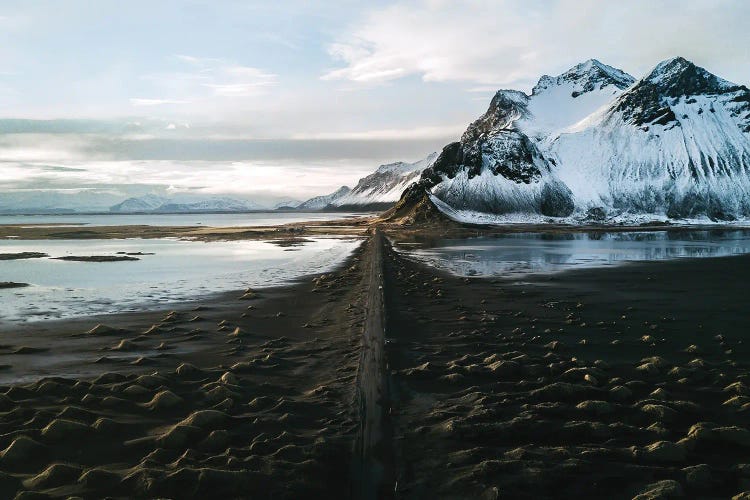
353 230 395 499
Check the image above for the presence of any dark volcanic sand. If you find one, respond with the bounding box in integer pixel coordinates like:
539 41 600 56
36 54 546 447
0 283 30 289
2 230 750 498
0 253 48 260
384 239 750 499
0 243 371 499
51 255 140 262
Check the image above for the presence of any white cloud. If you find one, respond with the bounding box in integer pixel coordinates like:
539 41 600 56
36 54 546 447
0 134 105 162
174 54 224 67
130 98 191 106
133 57 278 108
0 158 376 200
291 124 464 141
323 0 750 89
203 66 277 97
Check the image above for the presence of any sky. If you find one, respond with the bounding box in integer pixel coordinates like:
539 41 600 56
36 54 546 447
1 0 749 209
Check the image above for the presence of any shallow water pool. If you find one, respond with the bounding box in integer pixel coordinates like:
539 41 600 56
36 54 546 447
394 230 750 278
0 237 361 323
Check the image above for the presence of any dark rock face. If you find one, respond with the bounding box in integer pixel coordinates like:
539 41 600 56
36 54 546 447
615 57 750 132
408 91 563 217
403 61 639 221
420 142 464 186
461 90 529 143
665 191 742 221
540 184 575 217
585 207 608 221
729 90 750 134
417 92 542 188
478 131 544 184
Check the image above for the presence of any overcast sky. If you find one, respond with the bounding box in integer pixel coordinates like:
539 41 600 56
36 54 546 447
1 0 749 207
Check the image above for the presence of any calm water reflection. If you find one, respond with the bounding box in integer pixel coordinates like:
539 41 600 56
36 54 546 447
394 230 750 278
0 212 372 228
0 237 362 323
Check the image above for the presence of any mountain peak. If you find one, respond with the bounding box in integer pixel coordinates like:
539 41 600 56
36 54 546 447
569 58 616 75
641 56 734 95
645 57 695 82
533 59 635 96
375 152 440 174
462 90 529 142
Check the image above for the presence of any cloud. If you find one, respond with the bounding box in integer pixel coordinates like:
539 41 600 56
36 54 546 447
0 129 451 202
0 134 105 162
291 124 464 141
0 13 30 31
323 0 750 88
135 56 278 106
0 158 377 202
129 98 191 106
174 54 225 67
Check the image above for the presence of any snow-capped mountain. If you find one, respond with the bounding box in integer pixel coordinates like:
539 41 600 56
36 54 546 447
110 195 263 213
336 153 438 209
109 194 168 213
299 153 438 210
393 57 750 222
298 186 352 210
272 199 302 210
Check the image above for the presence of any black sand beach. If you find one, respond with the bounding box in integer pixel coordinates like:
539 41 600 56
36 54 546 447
1 226 750 498
383 236 750 499
0 239 371 498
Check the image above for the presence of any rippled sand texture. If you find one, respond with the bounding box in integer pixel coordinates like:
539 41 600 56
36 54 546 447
3 228 750 498
0 243 370 498
384 241 750 499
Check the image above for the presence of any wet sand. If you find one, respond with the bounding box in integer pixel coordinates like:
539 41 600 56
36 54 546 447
0 216 373 241
1 226 750 498
383 237 750 499
0 241 372 498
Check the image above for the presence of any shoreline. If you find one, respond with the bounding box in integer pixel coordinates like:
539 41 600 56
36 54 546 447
3 214 750 241
382 241 750 498
2 222 750 496
0 234 374 498
0 239 369 382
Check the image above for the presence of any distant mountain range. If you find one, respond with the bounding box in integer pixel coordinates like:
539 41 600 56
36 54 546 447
297 186 353 210
109 195 265 213
298 153 438 211
389 57 750 223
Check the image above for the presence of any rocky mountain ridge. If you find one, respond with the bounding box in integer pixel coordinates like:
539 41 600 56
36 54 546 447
392 57 750 223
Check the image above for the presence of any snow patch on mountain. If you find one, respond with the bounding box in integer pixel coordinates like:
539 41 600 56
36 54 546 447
297 186 351 210
527 59 635 138
110 195 263 213
335 152 438 207
272 199 302 210
299 152 438 209
406 57 750 223
109 194 169 213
